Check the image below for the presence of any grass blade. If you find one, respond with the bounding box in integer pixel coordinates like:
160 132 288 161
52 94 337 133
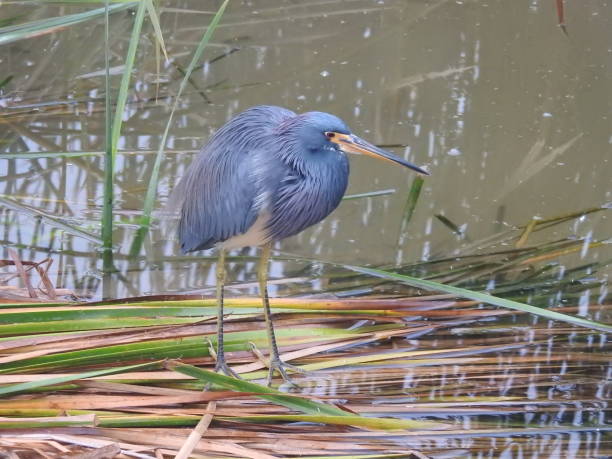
0 414 96 429
0 152 101 159
167 362 351 416
399 176 425 233
343 189 395 200
102 0 114 269
167 362 445 430
396 175 425 264
0 196 102 244
0 361 160 396
434 214 467 239
100 0 146 265
144 0 168 61
110 0 146 160
224 414 444 430
0 2 136 46
341 263 612 333
0 75 13 89
129 0 230 256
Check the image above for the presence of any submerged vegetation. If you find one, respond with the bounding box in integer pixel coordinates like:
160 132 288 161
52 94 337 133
0 0 610 457
0 206 610 456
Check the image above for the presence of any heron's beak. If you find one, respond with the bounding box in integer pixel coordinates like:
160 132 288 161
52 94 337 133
331 133 430 175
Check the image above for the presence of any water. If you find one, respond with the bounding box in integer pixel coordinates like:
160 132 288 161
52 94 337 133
0 1 610 456
1 0 610 299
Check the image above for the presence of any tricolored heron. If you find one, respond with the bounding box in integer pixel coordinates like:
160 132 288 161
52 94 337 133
172 105 428 384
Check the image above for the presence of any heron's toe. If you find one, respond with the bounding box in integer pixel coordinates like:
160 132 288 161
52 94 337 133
215 360 241 379
267 359 304 388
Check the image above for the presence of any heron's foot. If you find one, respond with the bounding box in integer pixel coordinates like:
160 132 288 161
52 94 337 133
267 358 306 388
248 342 304 387
215 359 241 379
207 338 241 379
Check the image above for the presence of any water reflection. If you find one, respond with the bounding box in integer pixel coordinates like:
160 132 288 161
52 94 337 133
2 1 611 299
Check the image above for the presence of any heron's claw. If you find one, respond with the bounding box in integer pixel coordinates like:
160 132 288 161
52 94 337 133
267 358 304 388
215 360 241 379
207 338 241 379
248 341 305 387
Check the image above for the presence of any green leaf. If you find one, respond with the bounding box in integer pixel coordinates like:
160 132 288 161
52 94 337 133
400 176 425 229
167 362 349 417
102 0 146 258
343 189 396 200
0 317 197 336
0 361 160 396
0 196 101 244
0 75 13 89
168 363 448 431
102 0 115 267
110 0 146 160
224 414 445 430
130 0 230 256
0 151 101 159
289 455 414 459
0 2 136 46
0 415 95 429
341 263 612 333
144 0 168 61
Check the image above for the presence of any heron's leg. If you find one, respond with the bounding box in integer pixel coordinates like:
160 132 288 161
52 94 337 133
258 243 303 386
213 249 239 378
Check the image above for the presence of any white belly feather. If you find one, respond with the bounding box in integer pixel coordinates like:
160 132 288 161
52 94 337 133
220 211 271 249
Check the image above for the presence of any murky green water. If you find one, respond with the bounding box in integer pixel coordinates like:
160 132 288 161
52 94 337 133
1 0 610 299
0 1 610 456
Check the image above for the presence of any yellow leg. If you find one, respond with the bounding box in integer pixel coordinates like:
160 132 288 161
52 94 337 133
212 249 239 378
257 243 302 386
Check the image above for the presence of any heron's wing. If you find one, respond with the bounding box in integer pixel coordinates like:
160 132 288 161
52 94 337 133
172 149 259 252
172 106 295 252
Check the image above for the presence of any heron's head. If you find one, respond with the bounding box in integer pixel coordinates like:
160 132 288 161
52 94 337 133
288 111 429 175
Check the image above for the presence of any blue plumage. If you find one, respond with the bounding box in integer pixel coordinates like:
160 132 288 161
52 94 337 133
175 106 350 253
171 105 428 382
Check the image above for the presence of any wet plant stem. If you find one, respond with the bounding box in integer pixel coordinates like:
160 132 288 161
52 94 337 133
101 0 114 272
129 0 230 257
102 1 146 270
396 175 425 264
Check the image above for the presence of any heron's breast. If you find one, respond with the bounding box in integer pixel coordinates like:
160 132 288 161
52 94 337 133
264 156 350 242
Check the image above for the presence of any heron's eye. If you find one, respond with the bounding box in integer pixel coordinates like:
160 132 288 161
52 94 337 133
325 132 335 139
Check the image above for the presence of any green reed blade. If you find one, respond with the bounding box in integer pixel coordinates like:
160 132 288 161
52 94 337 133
102 0 114 267
168 361 353 417
101 0 145 264
289 455 413 459
400 176 424 229
129 0 230 257
396 175 425 258
144 0 168 60
223 414 444 430
0 196 101 244
0 317 197 336
341 263 612 333
0 2 136 45
434 214 467 239
0 325 365 373
168 362 447 430
0 75 13 89
0 151 101 159
110 0 146 162
343 189 396 200
0 361 160 396
0 415 95 429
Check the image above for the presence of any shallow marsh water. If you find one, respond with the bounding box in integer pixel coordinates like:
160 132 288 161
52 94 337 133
0 0 610 457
